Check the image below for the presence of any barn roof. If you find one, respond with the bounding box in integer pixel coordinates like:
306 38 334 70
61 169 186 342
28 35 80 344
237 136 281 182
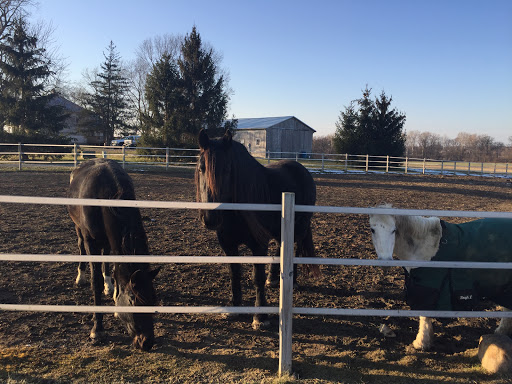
228 116 316 132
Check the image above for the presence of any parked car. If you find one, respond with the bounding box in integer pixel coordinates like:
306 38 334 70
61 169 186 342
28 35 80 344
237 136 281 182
111 135 141 147
111 137 125 146
123 135 140 147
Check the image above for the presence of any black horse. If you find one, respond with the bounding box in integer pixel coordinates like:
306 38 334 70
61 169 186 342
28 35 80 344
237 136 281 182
68 158 159 350
195 129 320 329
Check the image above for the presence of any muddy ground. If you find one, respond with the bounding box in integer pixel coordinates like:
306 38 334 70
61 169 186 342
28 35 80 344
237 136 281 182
1 167 512 383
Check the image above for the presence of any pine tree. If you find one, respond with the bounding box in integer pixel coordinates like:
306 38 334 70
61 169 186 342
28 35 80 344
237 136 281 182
83 41 132 144
333 87 406 157
178 26 228 142
372 91 406 156
141 54 184 147
0 18 65 138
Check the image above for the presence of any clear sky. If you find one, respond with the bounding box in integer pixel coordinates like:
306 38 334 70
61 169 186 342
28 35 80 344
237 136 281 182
30 0 512 143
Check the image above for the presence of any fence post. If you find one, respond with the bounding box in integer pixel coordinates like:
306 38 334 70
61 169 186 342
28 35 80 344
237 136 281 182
365 155 369 173
279 192 295 376
321 153 324 172
122 146 126 168
267 151 270 165
506 163 509 177
18 142 22 171
166 147 170 170
386 156 389 173
404 157 408 174
345 154 348 172
73 143 78 167
422 158 426 175
441 160 444 175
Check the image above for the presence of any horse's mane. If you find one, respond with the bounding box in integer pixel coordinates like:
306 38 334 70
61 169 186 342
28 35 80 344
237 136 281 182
376 204 441 241
197 137 272 242
230 141 271 204
395 214 441 239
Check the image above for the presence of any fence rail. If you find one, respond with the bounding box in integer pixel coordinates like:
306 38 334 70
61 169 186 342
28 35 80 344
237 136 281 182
2 194 512 375
0 142 510 177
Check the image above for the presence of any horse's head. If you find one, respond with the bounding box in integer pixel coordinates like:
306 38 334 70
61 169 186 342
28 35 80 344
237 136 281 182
369 214 397 260
113 265 160 351
196 129 234 230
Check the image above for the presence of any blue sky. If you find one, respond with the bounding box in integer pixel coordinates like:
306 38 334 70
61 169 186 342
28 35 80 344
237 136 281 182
31 0 512 143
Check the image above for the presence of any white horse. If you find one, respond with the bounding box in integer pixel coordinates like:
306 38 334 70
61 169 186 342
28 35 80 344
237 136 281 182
369 205 512 350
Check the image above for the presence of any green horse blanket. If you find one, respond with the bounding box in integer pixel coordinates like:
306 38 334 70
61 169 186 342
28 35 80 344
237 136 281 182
405 218 512 311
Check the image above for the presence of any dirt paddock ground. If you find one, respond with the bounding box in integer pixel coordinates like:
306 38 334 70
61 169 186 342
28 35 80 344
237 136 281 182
1 167 512 383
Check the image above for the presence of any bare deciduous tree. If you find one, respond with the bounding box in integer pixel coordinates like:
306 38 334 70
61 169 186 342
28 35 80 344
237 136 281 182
0 0 32 39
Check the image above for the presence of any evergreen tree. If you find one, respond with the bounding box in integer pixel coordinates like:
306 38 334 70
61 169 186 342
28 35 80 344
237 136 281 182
333 86 406 157
177 26 228 142
0 18 65 138
83 41 132 144
141 54 184 147
372 91 406 156
140 26 229 147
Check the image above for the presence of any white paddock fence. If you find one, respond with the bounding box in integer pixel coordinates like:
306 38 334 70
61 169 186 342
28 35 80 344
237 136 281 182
1 194 512 376
1 142 511 177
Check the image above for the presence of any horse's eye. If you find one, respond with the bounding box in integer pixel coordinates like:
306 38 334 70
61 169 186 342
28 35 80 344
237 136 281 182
371 228 375 234
392 229 397 235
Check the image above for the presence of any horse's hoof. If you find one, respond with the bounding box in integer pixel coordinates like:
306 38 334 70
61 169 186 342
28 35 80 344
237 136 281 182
75 273 87 286
103 277 114 296
265 279 279 288
222 312 243 320
252 318 270 330
90 329 105 341
103 283 114 296
412 339 430 351
379 324 396 338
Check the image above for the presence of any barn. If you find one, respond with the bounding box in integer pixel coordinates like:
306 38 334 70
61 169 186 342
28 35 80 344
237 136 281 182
227 116 315 158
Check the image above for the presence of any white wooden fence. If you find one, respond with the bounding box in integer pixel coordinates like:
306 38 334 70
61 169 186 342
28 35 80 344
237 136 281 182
1 193 512 376
0 142 511 177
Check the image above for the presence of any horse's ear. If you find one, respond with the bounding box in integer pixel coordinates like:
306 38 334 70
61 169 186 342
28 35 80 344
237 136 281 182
223 129 232 147
198 129 209 150
130 270 145 288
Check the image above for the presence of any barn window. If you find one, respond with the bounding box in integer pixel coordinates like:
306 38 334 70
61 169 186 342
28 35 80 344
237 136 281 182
256 139 260 146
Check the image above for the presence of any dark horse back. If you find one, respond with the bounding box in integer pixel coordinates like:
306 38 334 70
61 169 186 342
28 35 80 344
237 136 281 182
265 160 316 238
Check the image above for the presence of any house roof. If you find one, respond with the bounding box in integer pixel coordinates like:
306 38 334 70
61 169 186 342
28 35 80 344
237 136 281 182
228 116 316 132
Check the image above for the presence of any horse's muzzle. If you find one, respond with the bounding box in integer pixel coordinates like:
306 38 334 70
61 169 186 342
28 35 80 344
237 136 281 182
200 210 222 230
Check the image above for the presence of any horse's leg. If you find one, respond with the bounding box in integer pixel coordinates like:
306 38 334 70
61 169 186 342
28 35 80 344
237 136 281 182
298 226 320 280
412 316 434 350
75 227 87 286
229 262 242 307
495 307 512 335
266 246 280 288
219 237 242 307
251 243 270 330
266 245 298 289
83 237 105 341
101 242 114 296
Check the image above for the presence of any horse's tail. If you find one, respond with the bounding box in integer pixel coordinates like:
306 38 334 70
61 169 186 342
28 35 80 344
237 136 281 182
298 226 321 278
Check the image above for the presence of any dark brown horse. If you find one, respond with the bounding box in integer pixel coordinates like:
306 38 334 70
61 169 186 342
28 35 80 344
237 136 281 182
68 158 159 350
195 129 320 329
